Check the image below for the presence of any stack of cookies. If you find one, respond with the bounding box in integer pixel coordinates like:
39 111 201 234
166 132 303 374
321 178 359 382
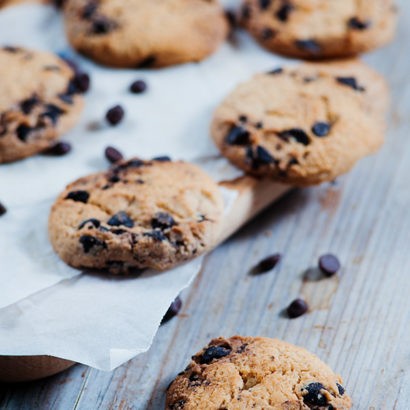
0 0 397 407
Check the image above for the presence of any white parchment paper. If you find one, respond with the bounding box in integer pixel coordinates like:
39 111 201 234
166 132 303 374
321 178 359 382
0 3 289 370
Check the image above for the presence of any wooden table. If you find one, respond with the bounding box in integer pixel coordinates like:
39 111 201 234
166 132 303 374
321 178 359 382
1 2 410 408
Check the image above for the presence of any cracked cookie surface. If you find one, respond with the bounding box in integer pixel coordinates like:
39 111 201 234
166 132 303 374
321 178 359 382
241 0 397 59
63 0 228 68
166 336 352 410
211 60 388 186
49 158 224 273
0 46 84 163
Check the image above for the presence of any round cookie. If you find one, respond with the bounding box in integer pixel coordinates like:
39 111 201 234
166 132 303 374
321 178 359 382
49 158 224 274
63 0 228 68
241 0 397 59
211 60 388 186
0 46 85 163
166 336 352 410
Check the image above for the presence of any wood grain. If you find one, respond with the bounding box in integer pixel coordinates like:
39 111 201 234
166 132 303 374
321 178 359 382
1 1 410 408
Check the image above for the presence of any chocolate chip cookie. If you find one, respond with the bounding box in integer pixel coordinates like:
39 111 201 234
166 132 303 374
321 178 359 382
48 158 224 273
166 336 352 409
63 0 228 68
241 0 397 59
211 60 388 185
0 46 85 163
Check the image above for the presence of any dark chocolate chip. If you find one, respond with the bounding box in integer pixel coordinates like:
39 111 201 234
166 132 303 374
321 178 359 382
0 201 7 217
16 124 32 142
52 0 65 8
58 94 73 104
65 190 89 203
255 121 263 129
278 128 310 145
241 4 251 20
259 0 271 10
3 46 20 53
295 39 321 54
225 125 250 146
276 3 294 22
348 17 370 30
73 72 90 93
200 345 232 364
144 230 167 241
302 382 328 406
152 156 171 162
336 76 365 92
255 145 275 165
43 141 72 156
105 146 124 164
255 253 282 274
106 105 125 126
152 212 176 230
92 17 116 35
78 218 101 230
337 383 345 396
318 254 341 277
225 9 237 29
79 235 107 253
110 228 128 235
287 298 308 318
268 67 283 75
129 79 147 94
41 104 65 125
239 115 248 123
20 96 39 114
261 27 275 40
312 122 331 137
160 296 182 325
168 400 186 410
137 55 156 68
82 2 97 19
107 211 134 228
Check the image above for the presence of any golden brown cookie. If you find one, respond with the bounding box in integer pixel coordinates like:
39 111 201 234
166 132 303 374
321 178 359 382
211 60 388 186
48 158 224 274
166 336 352 410
241 0 397 59
63 0 228 68
0 46 85 163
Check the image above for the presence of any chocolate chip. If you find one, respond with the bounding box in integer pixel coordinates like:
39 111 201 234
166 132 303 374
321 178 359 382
3 46 20 53
278 128 310 145
52 0 65 8
0 201 7 216
107 211 134 228
200 345 232 364
41 104 65 125
92 17 116 35
106 105 125 126
295 39 321 54
58 94 73 104
255 253 282 274
255 121 263 129
66 190 89 203
225 9 237 29
168 400 186 410
105 146 124 163
276 3 294 22
43 141 72 156
79 235 107 253
268 67 283 75
16 124 32 142
137 55 156 68
129 79 147 94
255 146 274 164
241 4 251 19
348 17 370 30
261 27 275 40
78 218 101 230
239 115 247 123
161 296 182 325
287 298 308 318
20 96 39 114
225 125 250 145
318 254 341 277
152 156 171 162
82 2 97 19
144 230 167 241
336 76 365 92
312 122 331 137
259 0 271 10
301 382 328 406
152 212 176 230
73 72 90 93
337 383 345 396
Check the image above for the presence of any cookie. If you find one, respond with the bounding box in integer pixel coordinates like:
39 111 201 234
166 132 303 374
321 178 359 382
166 336 352 410
63 0 228 68
0 46 85 163
211 60 388 185
48 158 224 273
241 0 397 59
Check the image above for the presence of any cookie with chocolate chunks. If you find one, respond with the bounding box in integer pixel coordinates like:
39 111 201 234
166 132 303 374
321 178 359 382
48 159 224 273
211 60 388 185
166 336 351 409
63 0 228 68
0 46 85 163
241 0 397 59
